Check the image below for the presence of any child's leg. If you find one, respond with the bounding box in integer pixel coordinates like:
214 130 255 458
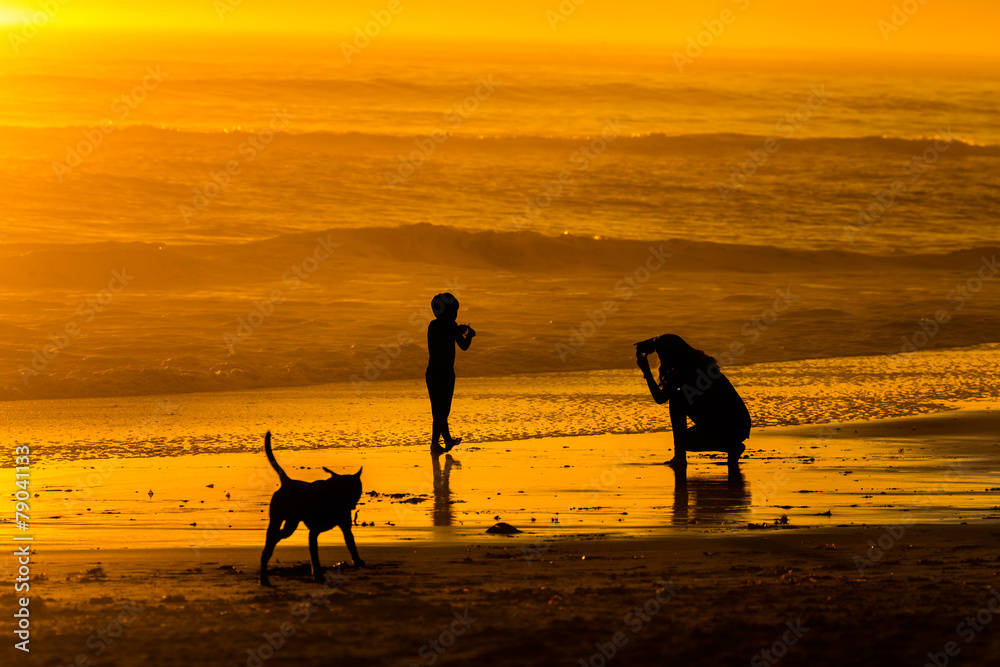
427 372 456 449
426 374 445 449
436 414 452 445
439 373 456 446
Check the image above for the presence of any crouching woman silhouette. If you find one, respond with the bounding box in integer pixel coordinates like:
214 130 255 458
636 334 751 469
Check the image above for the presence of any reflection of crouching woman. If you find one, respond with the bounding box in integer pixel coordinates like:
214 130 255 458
636 334 751 469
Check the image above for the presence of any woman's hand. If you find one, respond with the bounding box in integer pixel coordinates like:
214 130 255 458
638 352 666 404
466 325 476 338
636 350 651 374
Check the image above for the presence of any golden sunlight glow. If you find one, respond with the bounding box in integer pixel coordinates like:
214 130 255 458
1 1 998 661
5 0 999 55
0 5 31 26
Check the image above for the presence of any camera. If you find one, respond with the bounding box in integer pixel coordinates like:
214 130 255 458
633 337 658 356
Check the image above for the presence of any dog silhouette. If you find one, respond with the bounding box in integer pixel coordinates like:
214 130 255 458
259 431 365 586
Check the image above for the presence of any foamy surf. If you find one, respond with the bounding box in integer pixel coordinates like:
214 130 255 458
4 344 998 467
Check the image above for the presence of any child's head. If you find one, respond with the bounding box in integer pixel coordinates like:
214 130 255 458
431 292 459 321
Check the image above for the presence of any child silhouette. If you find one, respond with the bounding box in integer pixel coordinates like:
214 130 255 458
426 293 475 454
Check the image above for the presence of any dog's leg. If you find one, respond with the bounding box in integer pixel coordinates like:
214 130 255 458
278 519 299 539
308 529 324 583
260 522 282 586
339 512 365 568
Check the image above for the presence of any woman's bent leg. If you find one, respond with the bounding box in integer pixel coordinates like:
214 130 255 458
681 427 747 466
668 397 691 465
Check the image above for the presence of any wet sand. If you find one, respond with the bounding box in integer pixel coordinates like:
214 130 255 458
9 525 1000 667
5 345 1000 464
18 406 1000 550
4 407 999 665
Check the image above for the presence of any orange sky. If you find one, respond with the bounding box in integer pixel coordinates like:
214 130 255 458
1 0 998 56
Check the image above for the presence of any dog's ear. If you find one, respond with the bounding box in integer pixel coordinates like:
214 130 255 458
354 467 363 478
322 467 336 476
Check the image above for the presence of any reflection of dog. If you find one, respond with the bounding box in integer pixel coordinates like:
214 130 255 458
259 432 365 586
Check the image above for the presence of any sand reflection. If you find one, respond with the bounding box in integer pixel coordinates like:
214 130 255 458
672 467 750 526
431 453 459 527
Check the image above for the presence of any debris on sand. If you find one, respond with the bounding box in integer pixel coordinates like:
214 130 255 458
485 522 522 535
747 514 791 530
396 496 428 504
73 566 108 583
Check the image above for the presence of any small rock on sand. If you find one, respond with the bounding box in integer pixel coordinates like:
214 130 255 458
486 522 522 534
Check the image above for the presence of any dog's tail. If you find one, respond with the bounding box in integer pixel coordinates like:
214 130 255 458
264 431 289 483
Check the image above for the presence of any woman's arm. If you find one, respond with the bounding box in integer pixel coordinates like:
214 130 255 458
637 352 668 404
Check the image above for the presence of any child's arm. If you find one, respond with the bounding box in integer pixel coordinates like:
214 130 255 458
456 324 475 351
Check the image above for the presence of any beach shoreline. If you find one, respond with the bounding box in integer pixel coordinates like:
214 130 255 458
5 401 999 665
13 403 998 546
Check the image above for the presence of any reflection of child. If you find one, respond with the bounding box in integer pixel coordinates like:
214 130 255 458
426 293 475 454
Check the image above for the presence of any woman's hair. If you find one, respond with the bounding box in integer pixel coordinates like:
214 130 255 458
653 334 717 386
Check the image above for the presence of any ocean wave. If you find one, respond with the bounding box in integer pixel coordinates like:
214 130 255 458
2 224 999 402
2 223 997 283
2 124 996 154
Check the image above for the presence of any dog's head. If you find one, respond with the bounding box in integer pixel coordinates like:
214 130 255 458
321 466 364 510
